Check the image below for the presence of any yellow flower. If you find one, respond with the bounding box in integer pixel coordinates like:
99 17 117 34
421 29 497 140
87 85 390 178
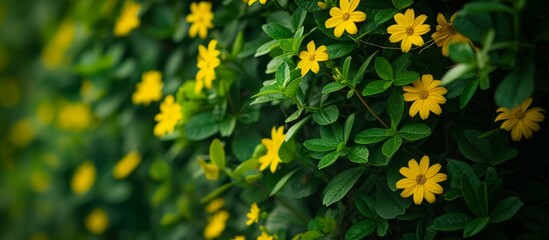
297 41 329 76
248 0 267 6
204 210 229 240
431 13 471 57
71 161 96 195
0 78 21 107
206 198 225 213
132 70 163 105
402 74 447 120
199 158 220 180
233 236 246 240
113 151 141 179
195 40 221 93
58 102 92 131
324 0 366 38
41 20 75 68
396 155 447 205
154 95 183 137
114 0 141 37
387 9 430 53
246 202 260 225
85 208 109 235
186 1 214 39
8 119 34 147
495 97 545 141
259 126 285 173
257 231 273 240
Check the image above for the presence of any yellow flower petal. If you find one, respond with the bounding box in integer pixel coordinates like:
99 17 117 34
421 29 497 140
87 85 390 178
413 186 424 205
349 11 366 22
419 156 430 175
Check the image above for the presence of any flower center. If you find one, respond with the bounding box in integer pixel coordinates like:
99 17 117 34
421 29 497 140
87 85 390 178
515 110 526 120
406 27 414 36
416 174 426 185
419 90 429 100
342 12 350 21
309 53 316 62
448 25 456 35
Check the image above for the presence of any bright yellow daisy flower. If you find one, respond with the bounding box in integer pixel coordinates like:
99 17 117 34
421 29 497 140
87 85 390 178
396 155 447 205
258 126 285 173
402 74 447 120
325 0 366 38
153 95 183 137
387 9 430 52
297 40 329 76
495 97 545 141
195 39 221 93
431 13 471 57
114 0 141 37
132 70 163 106
204 210 229 240
186 1 214 39
246 202 260 225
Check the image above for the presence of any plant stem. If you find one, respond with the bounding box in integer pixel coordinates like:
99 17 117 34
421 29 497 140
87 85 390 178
353 87 390 129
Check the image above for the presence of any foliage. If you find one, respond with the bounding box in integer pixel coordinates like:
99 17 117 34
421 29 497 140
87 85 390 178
1 0 549 239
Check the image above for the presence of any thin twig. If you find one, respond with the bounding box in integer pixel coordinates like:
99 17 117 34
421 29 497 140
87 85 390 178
353 87 390 129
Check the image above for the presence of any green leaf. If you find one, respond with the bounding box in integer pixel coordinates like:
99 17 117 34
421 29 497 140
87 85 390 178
375 57 393 81
323 167 364 206
477 183 489 216
255 40 279 57
375 182 410 219
285 115 311 141
355 128 393 144
348 145 369 164
152 183 171 206
462 174 482 217
200 182 233 204
374 9 399 24
387 94 404 128
285 78 302 99
458 130 491 164
232 130 261 161
393 71 419 86
345 219 377 240
313 105 339 125
209 139 226 170
490 197 523 223
355 195 376 218
382 136 402 157
304 138 340 152
318 151 341 169
441 63 475 86
351 50 378 85
449 42 475 63
447 159 479 189
463 217 490 238
363 80 392 96
343 113 355 144
369 147 391 166
279 139 297 163
279 38 294 52
149 159 171 181
460 78 478 109
327 43 357 59
262 23 293 39
342 56 352 80
219 117 236 137
494 60 535 109
392 0 413 10
430 213 473 231
398 123 431 141
276 61 290 86
291 7 307 31
270 169 299 196
185 112 220 141
296 0 323 12
322 82 346 94
462 1 513 13
454 13 493 43
301 231 324 240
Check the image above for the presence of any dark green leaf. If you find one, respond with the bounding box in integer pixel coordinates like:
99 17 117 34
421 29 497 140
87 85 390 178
460 78 478 109
149 159 171 181
463 217 490 238
447 159 479 189
355 128 393 144
219 117 236 137
490 197 523 223
430 213 473 231
291 7 307 31
462 2 513 13
382 136 402 157
393 71 419 86
327 43 357 59
255 40 279 57
323 167 364 206
462 174 482 217
304 138 340 152
345 219 377 240
296 0 323 12
375 182 410 219
322 82 346 94
285 115 312 141
342 56 352 80
278 38 294 52
313 105 339 125
318 151 341 169
270 169 299 196
454 13 493 43
449 42 475 63
494 60 534 109
375 57 393 80
441 63 475 86
392 0 413 10
343 113 356 144
262 23 293 39
279 139 298 163
387 94 404 128
363 80 392 96
185 112 220 141
398 123 431 141
348 145 369 164
374 9 399 24
351 50 378 85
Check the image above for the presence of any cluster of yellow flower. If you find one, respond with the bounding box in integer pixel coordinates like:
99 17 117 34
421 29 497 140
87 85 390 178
195 40 221 93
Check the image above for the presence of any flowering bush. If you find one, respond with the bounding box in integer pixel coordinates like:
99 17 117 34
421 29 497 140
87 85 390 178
1 0 549 239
